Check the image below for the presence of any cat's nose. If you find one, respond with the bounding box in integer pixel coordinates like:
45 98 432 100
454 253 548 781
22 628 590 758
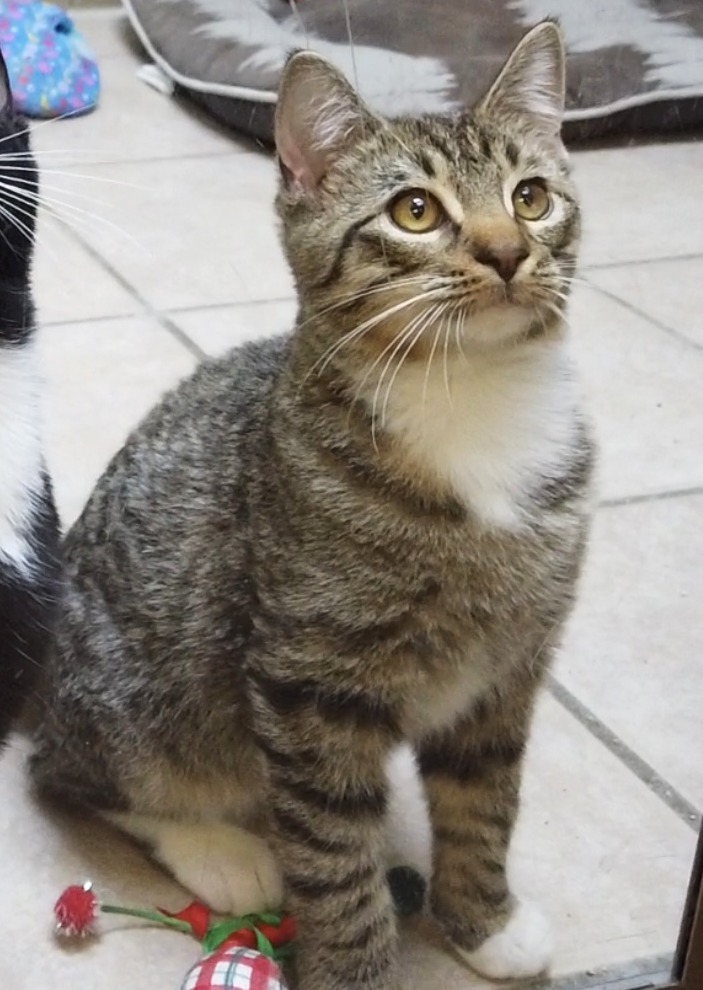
474 243 529 282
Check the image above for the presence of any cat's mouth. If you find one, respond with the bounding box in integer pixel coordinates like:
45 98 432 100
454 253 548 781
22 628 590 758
468 279 531 314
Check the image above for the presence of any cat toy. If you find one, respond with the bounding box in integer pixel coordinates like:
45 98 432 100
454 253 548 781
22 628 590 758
54 883 295 990
53 867 425 990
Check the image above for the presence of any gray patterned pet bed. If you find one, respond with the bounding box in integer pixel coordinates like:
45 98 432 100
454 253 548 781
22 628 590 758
122 0 703 144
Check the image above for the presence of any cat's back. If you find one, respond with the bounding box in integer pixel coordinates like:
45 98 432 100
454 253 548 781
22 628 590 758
63 333 291 659
71 333 289 533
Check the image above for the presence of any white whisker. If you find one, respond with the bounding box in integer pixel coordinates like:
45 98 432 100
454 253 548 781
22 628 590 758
370 313 429 451
0 180 149 255
0 165 148 192
0 106 94 150
0 200 37 251
441 310 453 410
385 303 442 429
421 305 445 414
304 286 446 387
351 305 429 421
450 304 470 367
541 298 571 328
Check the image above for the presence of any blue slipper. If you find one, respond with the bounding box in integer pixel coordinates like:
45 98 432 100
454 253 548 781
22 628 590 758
0 0 99 117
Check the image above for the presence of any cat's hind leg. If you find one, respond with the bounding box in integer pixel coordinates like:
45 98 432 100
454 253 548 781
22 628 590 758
31 716 282 916
106 813 284 916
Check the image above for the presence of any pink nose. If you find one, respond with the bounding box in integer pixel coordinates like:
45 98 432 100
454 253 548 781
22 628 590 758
474 243 528 282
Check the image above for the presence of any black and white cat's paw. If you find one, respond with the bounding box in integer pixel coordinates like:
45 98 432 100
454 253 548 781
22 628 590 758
154 822 284 915
456 901 554 980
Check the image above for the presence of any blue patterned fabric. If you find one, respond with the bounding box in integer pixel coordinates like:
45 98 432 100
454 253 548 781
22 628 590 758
0 0 99 117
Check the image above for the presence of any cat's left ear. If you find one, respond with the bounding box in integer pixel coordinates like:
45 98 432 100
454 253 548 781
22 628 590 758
478 20 565 136
275 51 377 194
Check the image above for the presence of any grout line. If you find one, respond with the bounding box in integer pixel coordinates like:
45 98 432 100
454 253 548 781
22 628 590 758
164 296 297 317
41 295 297 330
583 251 703 271
582 281 703 353
43 148 267 170
599 486 703 510
153 312 206 360
43 310 140 329
548 677 701 831
51 217 206 359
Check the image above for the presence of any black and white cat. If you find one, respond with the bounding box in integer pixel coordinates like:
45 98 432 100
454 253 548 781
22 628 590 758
0 49 60 744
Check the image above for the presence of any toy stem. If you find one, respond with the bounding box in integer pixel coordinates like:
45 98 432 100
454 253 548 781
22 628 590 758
100 905 193 933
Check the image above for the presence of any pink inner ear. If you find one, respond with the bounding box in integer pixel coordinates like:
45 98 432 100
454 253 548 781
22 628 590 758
282 145 314 190
277 124 325 193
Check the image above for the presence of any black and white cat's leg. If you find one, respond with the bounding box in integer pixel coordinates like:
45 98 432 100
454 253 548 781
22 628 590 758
0 341 59 741
416 680 552 981
249 667 401 990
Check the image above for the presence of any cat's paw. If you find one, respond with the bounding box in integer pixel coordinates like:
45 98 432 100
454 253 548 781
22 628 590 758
455 900 553 980
155 822 284 915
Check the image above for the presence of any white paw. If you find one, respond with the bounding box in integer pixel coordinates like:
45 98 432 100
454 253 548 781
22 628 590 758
155 822 284 915
456 900 553 980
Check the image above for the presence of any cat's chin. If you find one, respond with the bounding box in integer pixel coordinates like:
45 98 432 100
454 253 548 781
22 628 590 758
461 302 534 347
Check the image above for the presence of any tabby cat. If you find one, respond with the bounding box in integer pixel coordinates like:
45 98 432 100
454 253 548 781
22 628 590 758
0 49 60 745
31 22 593 988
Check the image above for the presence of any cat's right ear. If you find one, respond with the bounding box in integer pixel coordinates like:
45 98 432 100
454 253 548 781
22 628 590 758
478 20 565 137
275 51 374 195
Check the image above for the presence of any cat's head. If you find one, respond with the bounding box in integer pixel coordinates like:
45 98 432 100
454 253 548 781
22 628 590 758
0 47 37 271
275 21 578 360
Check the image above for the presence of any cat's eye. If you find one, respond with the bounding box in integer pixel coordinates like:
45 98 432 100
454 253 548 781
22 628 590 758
512 179 551 221
388 189 444 233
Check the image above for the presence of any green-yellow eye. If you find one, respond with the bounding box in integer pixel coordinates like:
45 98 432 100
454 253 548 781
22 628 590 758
389 189 444 233
512 179 551 221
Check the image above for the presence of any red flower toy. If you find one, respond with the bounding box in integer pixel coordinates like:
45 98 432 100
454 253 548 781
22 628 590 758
54 882 295 990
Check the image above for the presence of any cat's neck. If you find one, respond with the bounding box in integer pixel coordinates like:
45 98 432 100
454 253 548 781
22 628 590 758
290 301 578 528
360 328 580 529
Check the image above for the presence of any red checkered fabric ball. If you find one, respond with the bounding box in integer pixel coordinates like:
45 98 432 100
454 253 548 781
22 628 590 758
181 946 288 990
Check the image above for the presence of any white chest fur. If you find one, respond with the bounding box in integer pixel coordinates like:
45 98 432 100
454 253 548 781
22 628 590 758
370 329 580 528
0 343 43 574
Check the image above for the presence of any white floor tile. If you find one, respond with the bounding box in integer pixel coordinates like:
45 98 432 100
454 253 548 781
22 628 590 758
42 154 294 310
397 693 696 986
69 7 135 62
1 691 694 990
0 735 202 990
573 142 703 267
557 493 703 811
33 214 138 325
39 315 197 526
569 284 703 501
587 258 703 348
30 54 237 165
171 299 297 356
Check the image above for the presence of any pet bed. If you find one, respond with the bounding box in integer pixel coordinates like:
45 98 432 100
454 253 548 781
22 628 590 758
121 0 703 145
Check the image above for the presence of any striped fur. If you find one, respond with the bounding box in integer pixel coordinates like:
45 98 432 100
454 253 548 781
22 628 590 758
31 23 593 990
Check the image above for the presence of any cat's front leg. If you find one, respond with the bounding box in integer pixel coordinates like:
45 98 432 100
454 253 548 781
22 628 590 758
416 681 552 981
250 669 401 990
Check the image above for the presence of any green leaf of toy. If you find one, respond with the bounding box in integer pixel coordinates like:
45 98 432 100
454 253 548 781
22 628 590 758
202 919 247 954
254 928 275 958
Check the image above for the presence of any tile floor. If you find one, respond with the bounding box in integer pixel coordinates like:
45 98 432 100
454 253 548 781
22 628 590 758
1 8 702 990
